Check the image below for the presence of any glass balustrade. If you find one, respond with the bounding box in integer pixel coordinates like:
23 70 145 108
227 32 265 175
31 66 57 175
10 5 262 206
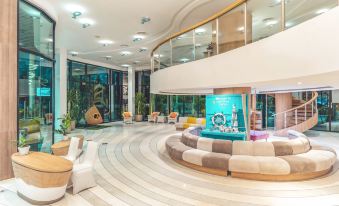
151 0 338 72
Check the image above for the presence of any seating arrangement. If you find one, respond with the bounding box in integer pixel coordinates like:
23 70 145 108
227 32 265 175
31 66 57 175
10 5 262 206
61 137 80 163
148 112 160 123
166 127 337 181
123 112 133 124
175 117 206 130
168 112 179 124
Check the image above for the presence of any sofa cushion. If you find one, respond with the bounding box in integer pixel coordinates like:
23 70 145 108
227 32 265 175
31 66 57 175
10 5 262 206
202 153 230 170
178 117 188 123
290 137 311 155
169 112 178 118
229 155 259 173
278 155 317 173
197 138 213 152
212 139 232 154
256 156 290 175
297 150 336 172
181 133 198 148
272 141 293 156
311 145 337 156
253 142 275 156
182 149 209 166
175 123 184 129
232 141 254 155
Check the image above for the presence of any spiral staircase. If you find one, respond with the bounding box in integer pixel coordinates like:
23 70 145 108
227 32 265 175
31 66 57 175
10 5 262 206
273 92 318 136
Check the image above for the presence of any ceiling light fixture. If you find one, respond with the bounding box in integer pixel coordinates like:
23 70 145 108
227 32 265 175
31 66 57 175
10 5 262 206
133 34 145 42
120 51 132 56
65 4 86 13
139 47 148 52
78 18 94 28
316 8 329 14
141 16 151 24
72 11 82 19
98 39 113 46
121 64 131 68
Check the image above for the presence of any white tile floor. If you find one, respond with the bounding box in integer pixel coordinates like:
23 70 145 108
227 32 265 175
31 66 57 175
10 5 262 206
1 123 339 206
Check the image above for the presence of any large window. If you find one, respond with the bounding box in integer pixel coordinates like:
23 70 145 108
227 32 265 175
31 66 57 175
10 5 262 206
18 0 55 152
68 60 125 126
135 70 151 118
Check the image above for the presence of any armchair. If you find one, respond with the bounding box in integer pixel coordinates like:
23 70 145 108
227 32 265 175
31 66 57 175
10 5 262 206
123 112 133 124
168 112 179 124
148 112 160 123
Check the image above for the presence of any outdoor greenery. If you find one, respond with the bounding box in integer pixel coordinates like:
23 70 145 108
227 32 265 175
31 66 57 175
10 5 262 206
67 89 81 122
55 113 72 135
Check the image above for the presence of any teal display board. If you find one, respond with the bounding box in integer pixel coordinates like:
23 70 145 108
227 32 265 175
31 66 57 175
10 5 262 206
205 94 248 132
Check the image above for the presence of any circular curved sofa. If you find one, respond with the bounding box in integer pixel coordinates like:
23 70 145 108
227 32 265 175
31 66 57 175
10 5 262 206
166 127 337 181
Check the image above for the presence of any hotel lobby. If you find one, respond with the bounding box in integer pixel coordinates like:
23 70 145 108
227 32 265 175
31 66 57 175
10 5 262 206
1 0 339 205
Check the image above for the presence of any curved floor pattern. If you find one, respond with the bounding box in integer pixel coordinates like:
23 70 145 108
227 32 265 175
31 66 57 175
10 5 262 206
1 122 339 206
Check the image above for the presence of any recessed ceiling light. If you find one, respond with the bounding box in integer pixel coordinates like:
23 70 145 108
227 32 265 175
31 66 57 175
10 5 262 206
141 16 151 24
139 47 148 52
78 18 95 28
180 58 190 63
70 51 79 56
98 39 114 46
195 28 206 35
316 8 329 14
133 34 145 42
120 51 132 56
72 11 82 19
121 64 131 68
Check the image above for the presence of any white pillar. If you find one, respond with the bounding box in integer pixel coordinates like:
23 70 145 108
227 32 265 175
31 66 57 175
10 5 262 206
55 48 68 129
128 67 135 114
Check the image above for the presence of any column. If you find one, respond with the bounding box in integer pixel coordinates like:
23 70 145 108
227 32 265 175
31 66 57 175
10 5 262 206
0 0 18 180
128 67 135 114
275 93 293 130
55 48 68 131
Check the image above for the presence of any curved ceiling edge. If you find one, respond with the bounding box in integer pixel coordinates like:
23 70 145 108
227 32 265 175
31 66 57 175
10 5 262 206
27 0 58 22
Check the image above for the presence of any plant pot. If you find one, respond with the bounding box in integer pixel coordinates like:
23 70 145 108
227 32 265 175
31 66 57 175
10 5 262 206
63 135 69 141
71 120 76 130
18 146 30 155
135 115 143 122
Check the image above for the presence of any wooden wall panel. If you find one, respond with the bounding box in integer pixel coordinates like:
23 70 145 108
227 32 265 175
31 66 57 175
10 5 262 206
0 0 18 180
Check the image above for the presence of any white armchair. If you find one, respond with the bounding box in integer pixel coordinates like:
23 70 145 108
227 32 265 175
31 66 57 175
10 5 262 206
122 112 133 124
168 112 179 124
61 137 79 163
71 141 99 194
147 112 160 123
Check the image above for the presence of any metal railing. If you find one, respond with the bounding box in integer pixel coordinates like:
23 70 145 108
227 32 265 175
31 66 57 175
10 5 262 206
273 92 318 131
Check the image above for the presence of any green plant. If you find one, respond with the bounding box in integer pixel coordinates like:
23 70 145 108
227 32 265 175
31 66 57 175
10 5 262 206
67 89 81 122
135 92 146 115
18 137 27 148
55 113 72 135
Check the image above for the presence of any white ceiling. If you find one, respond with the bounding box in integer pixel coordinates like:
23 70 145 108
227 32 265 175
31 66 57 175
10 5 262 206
44 0 236 69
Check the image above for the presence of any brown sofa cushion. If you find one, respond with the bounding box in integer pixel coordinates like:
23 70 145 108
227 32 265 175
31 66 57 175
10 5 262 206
272 141 293 156
278 155 316 173
212 140 232 154
202 153 230 170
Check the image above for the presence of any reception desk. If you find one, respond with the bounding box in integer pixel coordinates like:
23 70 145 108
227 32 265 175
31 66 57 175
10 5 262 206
11 152 73 205
200 130 247 141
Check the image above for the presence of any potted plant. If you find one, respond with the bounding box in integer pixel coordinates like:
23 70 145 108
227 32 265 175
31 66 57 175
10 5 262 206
18 136 30 155
55 113 72 140
135 92 146 122
67 89 81 130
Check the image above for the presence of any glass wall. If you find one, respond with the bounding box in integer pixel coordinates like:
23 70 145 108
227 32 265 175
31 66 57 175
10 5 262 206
18 0 55 152
152 0 338 71
135 70 151 117
68 60 125 126
151 94 205 117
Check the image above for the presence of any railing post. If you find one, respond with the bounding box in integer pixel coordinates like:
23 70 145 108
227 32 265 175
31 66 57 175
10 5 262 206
284 113 287 128
295 109 298 125
304 104 307 121
312 101 314 116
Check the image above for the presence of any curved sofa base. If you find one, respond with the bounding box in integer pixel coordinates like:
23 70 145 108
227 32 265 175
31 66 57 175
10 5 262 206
172 158 227 176
231 167 332 181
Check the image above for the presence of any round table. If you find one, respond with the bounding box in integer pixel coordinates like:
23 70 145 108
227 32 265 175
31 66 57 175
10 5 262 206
11 152 73 205
51 135 84 156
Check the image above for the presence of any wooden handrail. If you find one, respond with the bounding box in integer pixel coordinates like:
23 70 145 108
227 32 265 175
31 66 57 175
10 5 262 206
274 92 318 116
151 0 247 55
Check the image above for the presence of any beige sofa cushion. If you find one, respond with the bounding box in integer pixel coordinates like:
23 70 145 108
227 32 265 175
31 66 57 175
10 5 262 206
253 142 275 156
197 138 213 152
256 156 290 175
290 137 311 155
182 149 209 166
297 150 336 172
232 141 253 155
229 155 259 174
178 117 188 123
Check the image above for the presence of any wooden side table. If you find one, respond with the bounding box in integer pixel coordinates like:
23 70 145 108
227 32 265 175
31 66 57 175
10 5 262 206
11 152 73 205
51 135 84 156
